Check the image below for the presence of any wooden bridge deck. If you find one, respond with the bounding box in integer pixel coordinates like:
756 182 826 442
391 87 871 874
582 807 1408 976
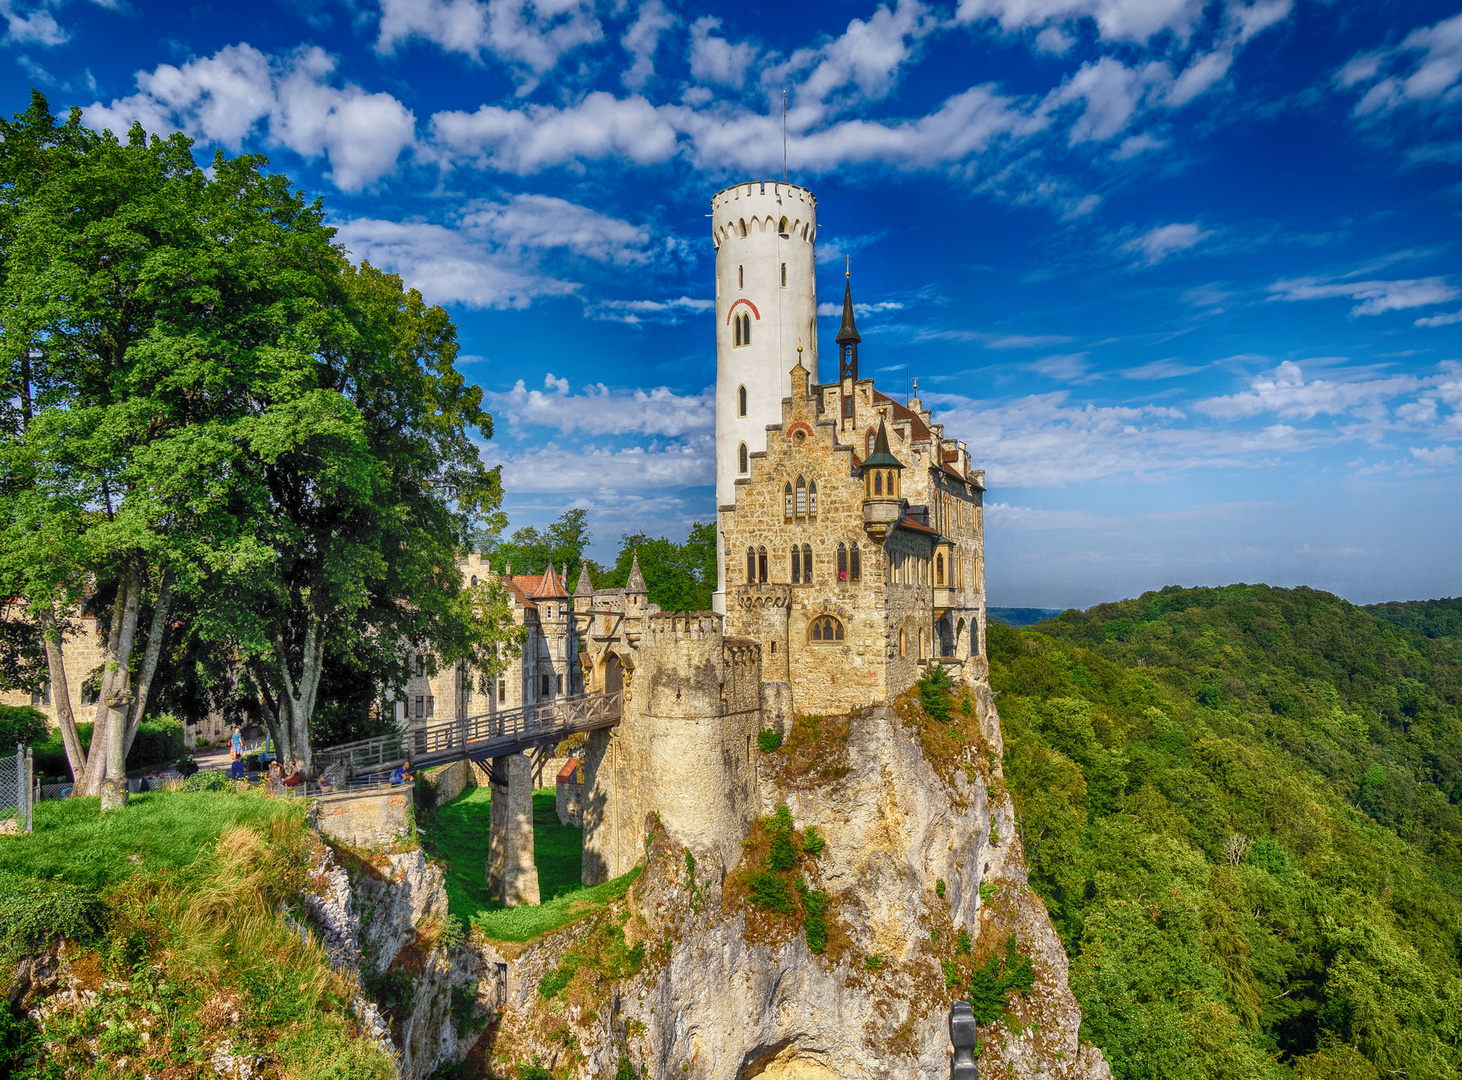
315 690 623 779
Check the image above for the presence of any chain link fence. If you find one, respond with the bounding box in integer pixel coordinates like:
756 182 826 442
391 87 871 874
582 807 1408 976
0 746 34 833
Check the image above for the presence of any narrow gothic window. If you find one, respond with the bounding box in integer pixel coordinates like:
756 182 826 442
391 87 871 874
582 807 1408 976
796 476 807 518
747 547 756 583
742 313 752 344
874 471 883 495
810 615 844 643
937 554 945 585
738 385 747 416
556 674 564 693
801 544 812 583
837 543 848 581
899 629 907 657
734 316 742 347
542 674 551 697
784 483 794 522
866 429 876 456
758 546 768 583
843 395 853 418
851 543 861 582
808 481 818 518
781 262 787 286
792 545 801 583
498 679 506 702
738 264 744 288
739 442 748 474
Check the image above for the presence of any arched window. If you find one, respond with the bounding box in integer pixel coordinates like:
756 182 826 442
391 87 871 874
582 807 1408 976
778 216 789 236
937 554 945 586
739 442 749 474
810 615 844 643
742 312 752 344
866 429 876 456
738 385 747 416
784 483 794 522
801 544 812 583
747 547 756 584
850 543 861 583
470 575 477 587
757 546 768 583
920 631 928 659
899 628 907 657
874 471 883 495
808 480 818 519
795 476 807 518
734 317 742 347
837 543 848 581
791 545 802 583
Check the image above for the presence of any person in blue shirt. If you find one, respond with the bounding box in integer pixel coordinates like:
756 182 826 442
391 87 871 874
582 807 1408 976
230 726 243 761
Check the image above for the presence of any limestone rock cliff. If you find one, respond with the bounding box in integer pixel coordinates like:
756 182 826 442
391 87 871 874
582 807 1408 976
478 678 1109 1080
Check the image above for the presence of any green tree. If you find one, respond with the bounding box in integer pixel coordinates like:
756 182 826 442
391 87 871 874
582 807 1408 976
599 521 716 612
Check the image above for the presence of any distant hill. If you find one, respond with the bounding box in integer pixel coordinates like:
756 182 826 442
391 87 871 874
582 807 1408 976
992 583 1462 1080
1365 596 1462 641
988 606 1066 627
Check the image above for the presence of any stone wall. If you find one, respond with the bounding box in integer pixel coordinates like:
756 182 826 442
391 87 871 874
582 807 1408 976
0 614 107 733
314 788 413 849
423 759 475 806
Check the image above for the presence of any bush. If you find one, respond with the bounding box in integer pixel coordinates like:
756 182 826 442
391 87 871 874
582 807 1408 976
756 728 783 752
129 717 185 768
182 771 228 793
766 805 796 871
0 873 107 962
966 934 1035 1024
918 665 955 722
442 914 466 950
176 756 199 777
0 705 47 749
748 872 795 913
797 878 828 953
935 878 946 898
801 825 825 856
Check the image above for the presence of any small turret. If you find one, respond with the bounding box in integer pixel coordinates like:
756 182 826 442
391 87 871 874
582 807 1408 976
574 560 594 599
862 418 903 541
626 550 647 599
790 343 810 399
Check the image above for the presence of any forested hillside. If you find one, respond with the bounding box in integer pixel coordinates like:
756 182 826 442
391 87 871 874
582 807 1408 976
992 584 1462 1080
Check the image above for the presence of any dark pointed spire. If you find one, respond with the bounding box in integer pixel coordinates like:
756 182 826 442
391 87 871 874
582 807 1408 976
862 418 902 469
626 549 647 595
835 273 861 346
574 559 594 597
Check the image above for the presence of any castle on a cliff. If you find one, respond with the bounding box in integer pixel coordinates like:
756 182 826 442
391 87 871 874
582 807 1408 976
405 181 990 898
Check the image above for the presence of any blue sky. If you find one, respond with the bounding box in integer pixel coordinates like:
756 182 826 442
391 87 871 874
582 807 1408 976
4 0 1460 607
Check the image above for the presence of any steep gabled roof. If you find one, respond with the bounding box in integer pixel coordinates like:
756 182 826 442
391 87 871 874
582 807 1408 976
872 389 932 441
529 562 569 600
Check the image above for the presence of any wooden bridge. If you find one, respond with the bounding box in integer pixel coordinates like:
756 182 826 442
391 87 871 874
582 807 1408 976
315 690 623 781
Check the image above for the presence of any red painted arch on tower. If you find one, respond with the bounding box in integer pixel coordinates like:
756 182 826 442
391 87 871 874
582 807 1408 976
725 299 761 324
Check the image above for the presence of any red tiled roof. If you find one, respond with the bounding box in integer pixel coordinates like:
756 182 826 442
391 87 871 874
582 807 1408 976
556 758 581 784
530 563 569 599
872 390 932 441
503 576 541 609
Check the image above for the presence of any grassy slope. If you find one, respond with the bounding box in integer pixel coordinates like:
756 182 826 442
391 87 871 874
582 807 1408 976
0 792 393 1080
423 785 641 944
995 584 1462 1080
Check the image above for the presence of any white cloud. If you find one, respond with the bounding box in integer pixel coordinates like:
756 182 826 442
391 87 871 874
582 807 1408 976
493 437 715 493
1030 352 1091 381
458 194 650 264
334 218 577 308
1167 48 1232 106
774 0 936 117
82 44 415 191
2 0 67 46
1416 309 1462 327
1042 56 1169 143
1123 221 1212 264
589 296 716 324
427 92 679 173
375 0 602 80
1122 358 1206 380
955 0 1206 45
1111 132 1165 159
1195 361 1424 420
1409 445 1458 467
815 300 905 317
1268 275 1459 316
1230 0 1292 44
688 16 758 89
1340 12 1462 120
487 375 713 436
621 0 675 89
1033 26 1075 54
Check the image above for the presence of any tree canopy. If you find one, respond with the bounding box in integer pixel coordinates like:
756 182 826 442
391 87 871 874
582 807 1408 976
994 584 1462 1080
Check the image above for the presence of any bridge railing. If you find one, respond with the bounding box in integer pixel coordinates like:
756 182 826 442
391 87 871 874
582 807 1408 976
315 690 624 779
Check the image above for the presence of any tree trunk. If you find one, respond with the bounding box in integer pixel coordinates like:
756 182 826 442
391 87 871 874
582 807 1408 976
38 609 86 782
124 567 174 757
100 688 132 812
80 564 142 795
268 610 328 776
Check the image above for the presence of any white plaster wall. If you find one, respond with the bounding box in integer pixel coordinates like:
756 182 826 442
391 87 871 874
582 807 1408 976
712 181 819 613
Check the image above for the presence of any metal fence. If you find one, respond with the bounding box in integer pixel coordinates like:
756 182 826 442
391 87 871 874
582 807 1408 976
0 745 34 832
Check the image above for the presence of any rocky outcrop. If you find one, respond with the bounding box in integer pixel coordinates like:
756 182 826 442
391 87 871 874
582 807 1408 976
304 842 493 1079
479 682 1109 1080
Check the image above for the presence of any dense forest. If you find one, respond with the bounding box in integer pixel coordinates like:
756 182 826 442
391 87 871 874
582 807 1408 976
992 584 1462 1080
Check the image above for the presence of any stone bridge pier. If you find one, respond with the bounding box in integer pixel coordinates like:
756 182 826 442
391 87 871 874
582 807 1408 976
485 752 540 906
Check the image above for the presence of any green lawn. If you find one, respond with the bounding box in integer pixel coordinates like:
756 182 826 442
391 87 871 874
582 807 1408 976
0 791 303 890
425 784 641 943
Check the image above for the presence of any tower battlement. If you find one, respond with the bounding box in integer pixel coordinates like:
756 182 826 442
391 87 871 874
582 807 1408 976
645 610 722 642
710 181 817 248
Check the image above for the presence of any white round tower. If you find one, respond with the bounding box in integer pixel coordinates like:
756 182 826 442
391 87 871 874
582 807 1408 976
711 181 819 614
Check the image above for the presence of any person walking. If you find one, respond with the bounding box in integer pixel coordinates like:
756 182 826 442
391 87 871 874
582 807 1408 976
230 726 244 762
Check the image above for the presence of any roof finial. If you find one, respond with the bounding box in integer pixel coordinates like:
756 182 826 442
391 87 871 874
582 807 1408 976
845 253 850 279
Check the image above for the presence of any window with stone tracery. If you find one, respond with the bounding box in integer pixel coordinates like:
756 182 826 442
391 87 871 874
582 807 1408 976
808 481 818 519
784 483 794 522
850 542 861 582
791 545 802 583
746 547 756 584
837 543 847 581
796 476 807 518
801 544 812 583
758 546 768 583
810 615 844 643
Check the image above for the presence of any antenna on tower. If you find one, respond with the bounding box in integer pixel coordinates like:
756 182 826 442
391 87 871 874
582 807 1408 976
782 89 788 183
